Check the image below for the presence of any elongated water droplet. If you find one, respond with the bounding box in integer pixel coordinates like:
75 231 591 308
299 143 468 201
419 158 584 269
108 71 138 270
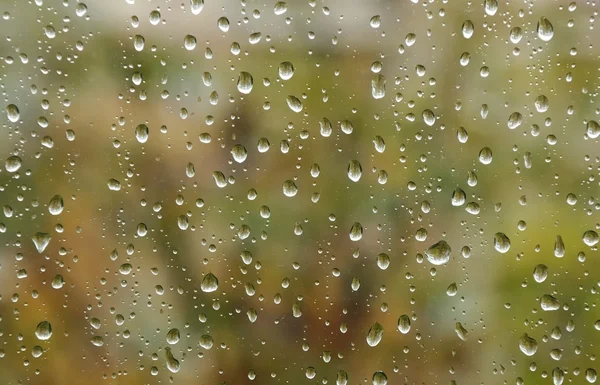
166 328 180 344
347 160 362 182
286 95 303 112
372 371 387 385
462 20 474 39
274 1 287 15
349 222 363 242
455 322 468 341
371 74 386 99
582 230 599 246
397 315 411 334
165 347 180 373
533 264 548 283
237 71 253 94
537 17 554 41
6 104 19 122
483 0 498 16
190 0 204 15
493 232 511 253
135 124 149 143
48 195 64 215
133 34 145 51
366 322 384 347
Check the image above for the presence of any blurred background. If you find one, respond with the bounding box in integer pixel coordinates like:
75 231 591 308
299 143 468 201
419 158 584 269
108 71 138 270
0 0 599 384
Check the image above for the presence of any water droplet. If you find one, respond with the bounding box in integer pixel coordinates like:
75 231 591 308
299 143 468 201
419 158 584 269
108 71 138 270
425 240 451 265
6 104 19 122
446 283 458 296
349 222 363 242
369 15 381 29
213 171 227 188
165 347 180 373
518 333 538 356
274 1 287 15
533 264 548 283
48 195 64 215
478 147 493 164
35 321 52 341
371 74 386 99
586 120 600 139
135 124 149 143
200 273 219 292
507 112 522 129
462 20 474 39
582 230 599 246
540 294 560 311
149 10 161 25
483 0 498 16
493 232 511 253
190 0 204 15
554 235 565 258
237 71 254 94
199 334 214 349
231 144 248 163
455 322 468 341
372 371 387 385
535 95 549 112
451 188 466 206
340 120 354 135
5 155 22 172
32 232 51 253
282 180 298 197
336 371 348 385
397 315 411 334
133 34 145 51
278 61 294 80
166 328 180 344
347 160 362 182
509 27 523 43
537 17 554 42
366 322 384 346
184 34 197 50
286 95 303 112
376 253 390 270
217 17 230 32
75 3 87 17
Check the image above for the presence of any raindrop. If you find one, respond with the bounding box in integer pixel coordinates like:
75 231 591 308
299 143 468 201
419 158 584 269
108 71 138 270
6 104 19 122
425 240 451 265
493 233 511 253
237 71 254 94
518 333 538 356
537 17 554 41
48 195 64 215
200 273 219 292
32 232 51 253
366 322 384 346
282 180 298 197
35 321 52 341
347 160 362 182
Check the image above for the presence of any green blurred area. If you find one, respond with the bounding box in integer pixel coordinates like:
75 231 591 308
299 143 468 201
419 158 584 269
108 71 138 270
0 0 599 384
